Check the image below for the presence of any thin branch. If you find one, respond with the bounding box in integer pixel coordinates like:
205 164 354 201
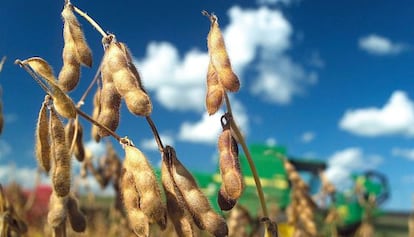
14 60 51 95
77 63 102 107
75 107 127 144
72 5 108 38
0 56 6 73
223 92 270 217
68 117 79 156
146 116 164 152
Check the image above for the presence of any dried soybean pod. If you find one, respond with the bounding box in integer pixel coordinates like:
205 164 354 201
98 63 121 137
66 119 85 162
67 194 87 232
166 146 228 237
50 108 71 197
217 187 236 211
161 153 199 237
123 145 167 229
103 42 152 116
218 127 243 200
22 57 76 119
205 12 240 92
50 82 77 119
91 88 102 142
65 119 75 150
61 4 92 67
121 170 150 237
206 61 224 115
123 88 152 117
47 192 68 228
35 97 51 172
73 120 85 162
58 32 81 92
21 57 56 83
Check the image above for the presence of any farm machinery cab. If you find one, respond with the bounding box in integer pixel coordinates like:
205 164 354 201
333 170 390 235
193 144 390 235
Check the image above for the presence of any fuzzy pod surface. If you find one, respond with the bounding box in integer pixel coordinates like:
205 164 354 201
206 14 240 92
123 145 167 229
218 128 244 201
164 146 228 237
35 99 51 172
161 154 199 237
50 108 71 197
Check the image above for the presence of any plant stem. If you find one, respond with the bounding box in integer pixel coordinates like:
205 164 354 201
75 107 127 144
223 93 269 217
14 60 50 95
72 5 107 38
77 64 101 107
146 116 164 152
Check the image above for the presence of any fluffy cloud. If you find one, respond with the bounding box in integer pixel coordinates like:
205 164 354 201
225 6 316 104
339 91 414 137
256 0 295 5
178 98 249 144
0 140 11 160
300 131 315 143
178 112 223 144
136 6 315 144
391 147 414 161
324 148 382 190
265 137 277 146
140 134 175 151
0 165 50 189
137 6 316 112
137 43 208 112
359 34 407 55
84 139 106 158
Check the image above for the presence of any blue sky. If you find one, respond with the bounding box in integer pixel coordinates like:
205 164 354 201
1 0 414 211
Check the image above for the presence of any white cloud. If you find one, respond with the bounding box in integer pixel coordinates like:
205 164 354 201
140 134 175 151
391 147 414 161
84 140 106 158
137 42 208 112
324 148 382 190
178 112 223 144
225 6 317 104
0 165 50 189
339 91 414 137
224 6 292 73
178 97 249 145
359 34 407 55
301 131 315 143
256 0 295 5
136 6 317 113
74 175 115 197
0 140 11 160
265 137 277 146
